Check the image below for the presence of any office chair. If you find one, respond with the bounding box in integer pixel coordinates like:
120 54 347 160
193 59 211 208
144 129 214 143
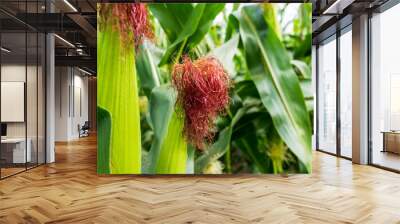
79 121 90 138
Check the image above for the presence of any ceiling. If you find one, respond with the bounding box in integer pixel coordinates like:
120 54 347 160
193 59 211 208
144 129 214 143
1 0 396 73
0 0 97 74
312 0 391 44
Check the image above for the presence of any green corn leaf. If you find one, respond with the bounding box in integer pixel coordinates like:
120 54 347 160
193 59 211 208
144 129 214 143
229 103 272 173
98 22 141 174
232 111 267 140
233 132 270 173
155 109 187 174
187 4 225 48
158 4 206 65
262 3 282 40
225 14 240 42
292 59 313 112
195 107 246 174
148 3 194 42
236 6 312 172
300 79 314 112
298 3 312 35
136 41 163 98
291 59 311 80
235 80 260 100
186 145 195 174
97 106 111 174
207 34 239 77
294 33 312 60
150 3 225 66
195 127 232 174
147 85 188 174
300 79 313 100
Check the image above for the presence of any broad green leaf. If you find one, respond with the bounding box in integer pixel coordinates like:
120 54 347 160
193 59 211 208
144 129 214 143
148 3 194 42
292 59 311 79
294 33 312 59
225 14 240 42
141 150 150 173
234 80 260 100
234 132 270 173
195 107 246 173
186 145 195 174
262 4 282 40
98 22 141 174
300 79 313 100
147 85 188 174
136 41 163 98
208 26 221 47
187 4 225 48
147 85 175 173
151 4 225 65
305 100 314 113
195 127 232 174
237 6 312 171
155 108 187 174
158 3 206 65
232 111 267 140
166 4 195 30
300 79 314 112
298 3 312 35
97 106 111 174
208 34 239 76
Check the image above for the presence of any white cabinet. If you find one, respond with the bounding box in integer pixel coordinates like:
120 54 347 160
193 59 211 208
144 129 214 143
1 138 32 163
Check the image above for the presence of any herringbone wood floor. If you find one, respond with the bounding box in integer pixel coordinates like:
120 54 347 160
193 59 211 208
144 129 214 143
1 135 400 224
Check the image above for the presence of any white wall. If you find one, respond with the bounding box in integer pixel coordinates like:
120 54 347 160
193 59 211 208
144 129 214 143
1 65 26 139
1 63 46 164
1 65 39 138
55 66 69 141
72 73 89 138
55 67 89 141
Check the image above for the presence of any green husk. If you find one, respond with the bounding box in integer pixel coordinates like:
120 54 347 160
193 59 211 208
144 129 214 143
155 108 187 174
147 86 188 174
98 19 141 174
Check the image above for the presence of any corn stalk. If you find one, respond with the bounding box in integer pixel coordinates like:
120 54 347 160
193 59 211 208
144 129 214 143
147 86 188 174
98 18 141 174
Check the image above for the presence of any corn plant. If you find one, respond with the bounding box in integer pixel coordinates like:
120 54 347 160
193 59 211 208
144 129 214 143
97 4 152 174
98 3 313 174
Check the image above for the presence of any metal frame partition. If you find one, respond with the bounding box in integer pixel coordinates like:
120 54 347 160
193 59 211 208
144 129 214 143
315 32 337 157
336 24 341 159
315 18 353 161
367 0 400 173
0 0 47 180
315 0 400 173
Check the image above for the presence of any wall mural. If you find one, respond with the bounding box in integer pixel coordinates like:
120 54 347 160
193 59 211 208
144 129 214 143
97 3 313 174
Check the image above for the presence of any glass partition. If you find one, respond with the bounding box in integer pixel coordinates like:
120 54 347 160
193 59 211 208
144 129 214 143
317 35 337 154
0 1 46 179
339 27 352 158
38 32 45 165
27 30 38 169
1 30 27 177
371 3 400 171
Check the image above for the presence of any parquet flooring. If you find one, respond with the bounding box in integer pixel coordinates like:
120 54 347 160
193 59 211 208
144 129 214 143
1 167 26 178
1 135 400 223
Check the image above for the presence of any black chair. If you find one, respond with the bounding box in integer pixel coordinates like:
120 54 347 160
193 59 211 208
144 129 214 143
79 121 90 138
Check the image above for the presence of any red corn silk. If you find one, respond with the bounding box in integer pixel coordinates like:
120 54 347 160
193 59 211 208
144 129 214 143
173 56 230 149
100 3 153 48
